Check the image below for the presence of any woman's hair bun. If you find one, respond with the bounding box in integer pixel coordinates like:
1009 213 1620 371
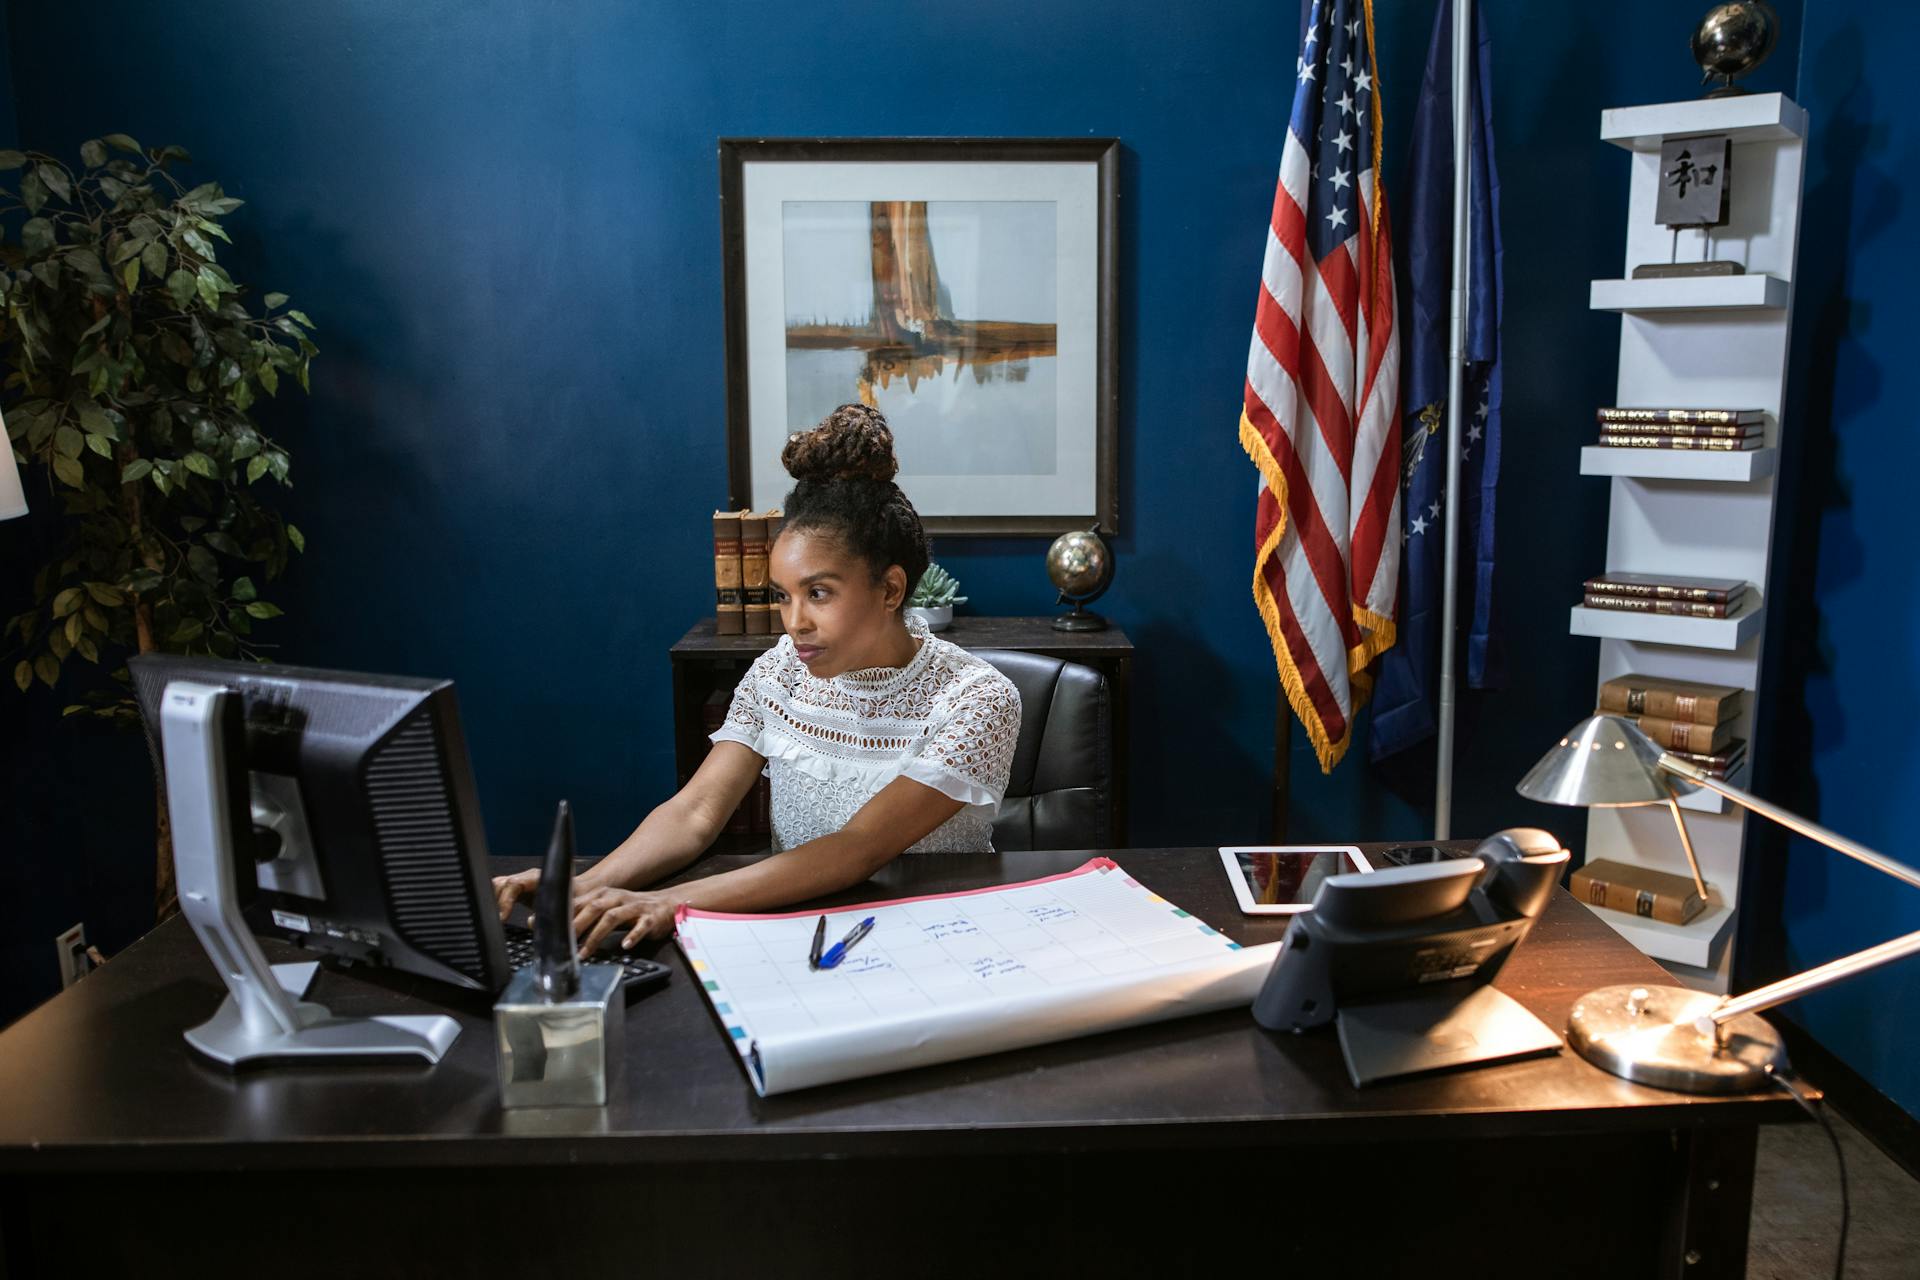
781 403 899 485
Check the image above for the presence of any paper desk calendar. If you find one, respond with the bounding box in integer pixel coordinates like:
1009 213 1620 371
674 858 1280 1096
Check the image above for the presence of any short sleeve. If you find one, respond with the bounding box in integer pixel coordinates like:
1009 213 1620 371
708 647 781 753
900 668 1023 808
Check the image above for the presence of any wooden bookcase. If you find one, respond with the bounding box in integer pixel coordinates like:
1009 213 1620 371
1573 93 1807 990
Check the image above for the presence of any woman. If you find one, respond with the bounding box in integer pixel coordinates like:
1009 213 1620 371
493 404 1022 953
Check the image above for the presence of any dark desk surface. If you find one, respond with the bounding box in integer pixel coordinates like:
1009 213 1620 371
0 846 1802 1173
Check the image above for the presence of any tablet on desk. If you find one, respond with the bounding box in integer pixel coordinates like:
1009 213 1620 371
1218 845 1372 915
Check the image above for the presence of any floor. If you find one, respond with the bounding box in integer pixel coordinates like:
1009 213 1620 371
1749 1109 1920 1278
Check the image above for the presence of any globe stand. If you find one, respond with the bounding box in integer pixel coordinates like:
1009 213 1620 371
1052 593 1108 632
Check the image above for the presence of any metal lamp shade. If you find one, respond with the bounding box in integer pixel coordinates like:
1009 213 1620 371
1515 713 1700 807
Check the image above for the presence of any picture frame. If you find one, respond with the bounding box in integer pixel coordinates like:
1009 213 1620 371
719 137 1119 537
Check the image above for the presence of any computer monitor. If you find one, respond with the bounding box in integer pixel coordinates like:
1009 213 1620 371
131 653 513 1066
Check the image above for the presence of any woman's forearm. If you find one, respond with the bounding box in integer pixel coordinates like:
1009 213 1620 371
580 796 719 893
663 831 890 915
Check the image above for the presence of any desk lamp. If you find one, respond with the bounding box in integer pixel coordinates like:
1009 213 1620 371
1518 713 1920 1094
1 409 26 520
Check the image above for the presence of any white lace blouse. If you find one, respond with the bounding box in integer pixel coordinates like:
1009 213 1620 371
708 618 1022 854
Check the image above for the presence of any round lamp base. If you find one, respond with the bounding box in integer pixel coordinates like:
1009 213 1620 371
1567 983 1788 1095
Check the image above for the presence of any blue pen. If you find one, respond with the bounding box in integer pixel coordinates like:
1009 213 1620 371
816 916 876 970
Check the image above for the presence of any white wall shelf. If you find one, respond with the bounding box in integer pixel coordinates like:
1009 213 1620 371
1569 595 1765 650
1577 94 1806 996
1590 274 1789 313
1579 445 1778 482
1593 901 1738 970
1601 92 1807 152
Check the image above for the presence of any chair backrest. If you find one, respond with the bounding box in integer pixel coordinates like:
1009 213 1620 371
974 649 1111 852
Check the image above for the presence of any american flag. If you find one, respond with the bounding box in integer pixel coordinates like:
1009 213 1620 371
1239 0 1401 773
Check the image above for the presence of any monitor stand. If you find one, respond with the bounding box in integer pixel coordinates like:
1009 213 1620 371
162 680 462 1067
1334 984 1562 1088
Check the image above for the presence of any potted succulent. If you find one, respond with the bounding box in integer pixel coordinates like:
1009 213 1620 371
905 562 966 633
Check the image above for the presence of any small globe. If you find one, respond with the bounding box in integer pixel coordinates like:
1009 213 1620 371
1691 2 1778 85
1046 529 1112 601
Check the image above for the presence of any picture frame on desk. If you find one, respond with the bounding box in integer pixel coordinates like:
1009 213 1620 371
718 137 1119 537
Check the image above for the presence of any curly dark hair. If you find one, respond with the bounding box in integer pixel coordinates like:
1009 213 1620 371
779 403 930 599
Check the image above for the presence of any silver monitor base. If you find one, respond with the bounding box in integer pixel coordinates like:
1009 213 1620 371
184 961 461 1067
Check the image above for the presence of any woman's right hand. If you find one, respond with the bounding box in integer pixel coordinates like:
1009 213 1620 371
492 868 541 921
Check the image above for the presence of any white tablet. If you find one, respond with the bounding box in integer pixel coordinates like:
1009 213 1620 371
1218 845 1373 915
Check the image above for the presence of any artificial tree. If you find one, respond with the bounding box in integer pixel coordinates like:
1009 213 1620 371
0 134 316 919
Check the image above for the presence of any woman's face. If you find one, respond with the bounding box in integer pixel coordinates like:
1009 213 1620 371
769 528 908 677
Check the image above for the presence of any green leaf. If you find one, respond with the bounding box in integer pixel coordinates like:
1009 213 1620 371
186 545 218 584
104 134 142 154
86 432 113 459
120 458 152 483
244 601 284 620
263 292 288 310
287 310 315 330
166 269 196 310
245 455 269 484
195 269 221 310
52 454 84 488
53 587 84 617
0 150 25 170
54 425 83 458
231 576 257 602
85 581 124 607
74 400 112 435
34 653 58 687
141 239 167 279
34 163 70 203
256 362 278 397
181 228 214 258
79 312 112 340
204 531 243 557
79 139 107 169
65 613 82 645
20 217 53 257
120 258 139 293
286 523 306 553
206 198 243 215
12 660 29 692
182 451 218 478
74 635 99 663
196 218 231 242
20 168 46 213
169 618 204 643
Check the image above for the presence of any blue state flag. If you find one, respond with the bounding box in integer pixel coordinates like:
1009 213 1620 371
1370 0 1504 761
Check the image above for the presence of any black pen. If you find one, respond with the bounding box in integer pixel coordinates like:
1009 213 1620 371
808 914 827 970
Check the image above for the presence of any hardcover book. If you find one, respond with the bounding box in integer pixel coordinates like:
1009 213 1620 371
1582 573 1745 602
1591 418 1761 438
1598 675 1744 725
1595 432 1762 451
1624 712 1735 754
1595 407 1764 425
1569 858 1707 926
712 510 745 635
1582 593 1742 619
740 512 772 635
762 509 786 635
1668 739 1747 778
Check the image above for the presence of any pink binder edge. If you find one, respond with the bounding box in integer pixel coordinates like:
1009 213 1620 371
673 856 1122 926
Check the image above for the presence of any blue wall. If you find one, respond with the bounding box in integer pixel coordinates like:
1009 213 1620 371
0 0 1837 1038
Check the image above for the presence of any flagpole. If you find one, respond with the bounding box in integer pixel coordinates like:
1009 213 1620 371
1434 0 1473 840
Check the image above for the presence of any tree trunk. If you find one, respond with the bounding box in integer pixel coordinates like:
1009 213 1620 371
119 443 175 922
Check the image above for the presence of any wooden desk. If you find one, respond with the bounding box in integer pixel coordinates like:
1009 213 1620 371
671 615 1135 845
0 846 1800 1278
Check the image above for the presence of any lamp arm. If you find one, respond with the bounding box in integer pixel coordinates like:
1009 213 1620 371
1657 755 1920 891
1707 928 1920 1028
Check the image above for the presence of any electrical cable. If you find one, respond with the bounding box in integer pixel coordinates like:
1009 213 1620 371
1774 1071 1848 1280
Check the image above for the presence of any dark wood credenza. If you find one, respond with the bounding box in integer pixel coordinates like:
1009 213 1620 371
669 616 1133 846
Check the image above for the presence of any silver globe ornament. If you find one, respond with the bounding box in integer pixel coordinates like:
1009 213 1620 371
1691 1 1779 97
1046 526 1113 632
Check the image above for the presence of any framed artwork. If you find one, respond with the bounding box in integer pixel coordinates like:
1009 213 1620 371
719 138 1118 536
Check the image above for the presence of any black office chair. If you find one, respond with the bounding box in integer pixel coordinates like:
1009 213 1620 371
975 650 1112 852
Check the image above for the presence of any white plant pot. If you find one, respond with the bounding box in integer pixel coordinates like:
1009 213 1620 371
905 605 953 632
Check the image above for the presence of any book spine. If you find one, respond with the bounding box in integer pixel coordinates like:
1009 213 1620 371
764 510 786 635
1598 683 1740 724
1582 592 1736 618
1569 866 1704 926
712 511 745 635
1595 433 1759 451
740 514 771 635
1583 579 1739 602
1668 739 1747 771
1596 408 1758 425
1628 714 1730 753
1594 422 1760 439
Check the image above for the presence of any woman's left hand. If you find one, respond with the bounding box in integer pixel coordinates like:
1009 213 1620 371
572 885 681 954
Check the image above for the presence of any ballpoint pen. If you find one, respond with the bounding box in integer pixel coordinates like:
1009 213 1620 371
808 914 827 970
816 916 876 971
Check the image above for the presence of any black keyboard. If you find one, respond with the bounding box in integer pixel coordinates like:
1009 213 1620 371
502 923 672 996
